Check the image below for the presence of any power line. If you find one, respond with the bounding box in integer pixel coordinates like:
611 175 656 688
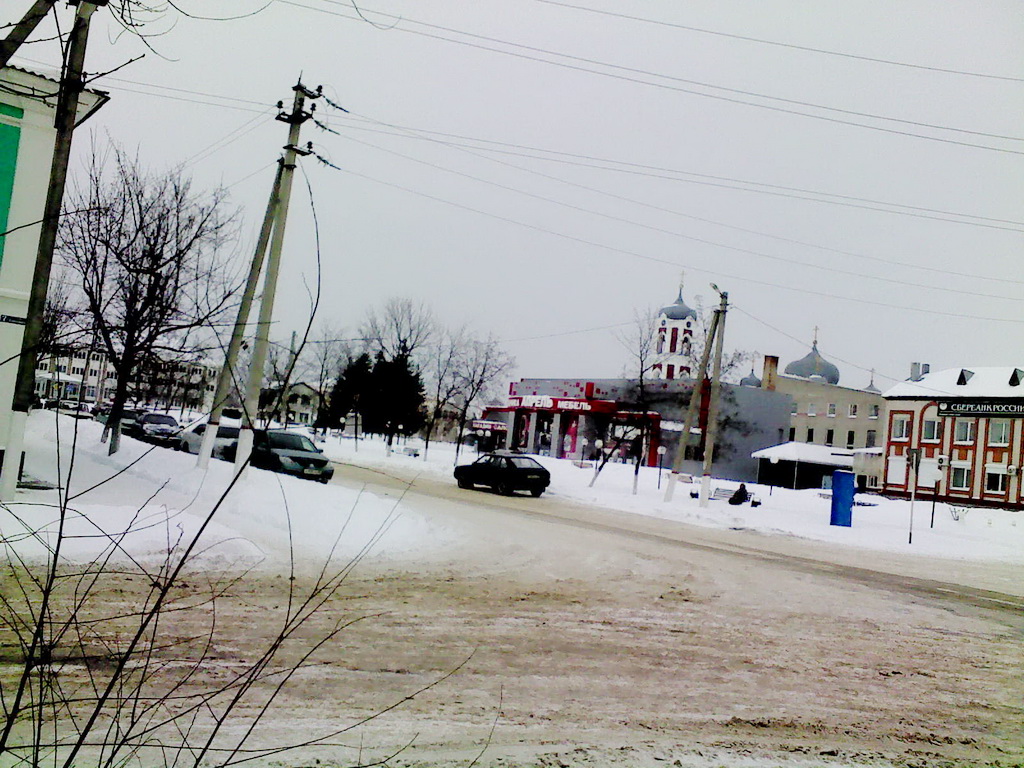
538 0 1024 84
329 112 1024 284
283 0 1024 154
322 129 1022 303
308 152 1024 326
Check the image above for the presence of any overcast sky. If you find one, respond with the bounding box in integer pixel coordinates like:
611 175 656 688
9 0 1023 392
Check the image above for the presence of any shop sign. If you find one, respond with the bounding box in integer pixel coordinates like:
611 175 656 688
937 400 1024 418
509 395 594 411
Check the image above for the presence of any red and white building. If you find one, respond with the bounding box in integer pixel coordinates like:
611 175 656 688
651 285 697 380
883 366 1024 509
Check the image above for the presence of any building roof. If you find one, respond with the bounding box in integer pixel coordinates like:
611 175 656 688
783 343 840 385
751 441 854 468
1 65 109 126
884 367 1024 400
659 288 697 322
739 368 761 387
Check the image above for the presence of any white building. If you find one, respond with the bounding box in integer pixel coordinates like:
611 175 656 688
651 285 697 380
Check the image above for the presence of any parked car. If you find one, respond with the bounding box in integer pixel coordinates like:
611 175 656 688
177 422 240 458
223 429 334 483
124 412 180 443
57 400 93 418
454 452 551 497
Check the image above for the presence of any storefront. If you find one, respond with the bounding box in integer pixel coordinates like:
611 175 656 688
883 368 1024 509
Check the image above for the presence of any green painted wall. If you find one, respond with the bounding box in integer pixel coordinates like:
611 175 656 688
0 103 25 268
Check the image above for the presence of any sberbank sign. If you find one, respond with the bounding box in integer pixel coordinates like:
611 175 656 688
937 401 1024 418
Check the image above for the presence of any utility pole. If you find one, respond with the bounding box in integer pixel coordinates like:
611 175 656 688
195 162 283 468
233 80 319 478
0 0 59 70
0 0 106 500
663 307 720 503
697 287 728 507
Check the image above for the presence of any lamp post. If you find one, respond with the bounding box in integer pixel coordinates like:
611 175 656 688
580 437 588 463
770 455 779 496
592 439 603 483
657 445 667 489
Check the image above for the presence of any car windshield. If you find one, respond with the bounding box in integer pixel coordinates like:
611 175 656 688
509 457 543 470
267 432 316 452
146 414 178 426
217 426 240 438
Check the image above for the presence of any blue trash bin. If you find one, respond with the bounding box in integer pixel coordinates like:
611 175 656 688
830 470 854 527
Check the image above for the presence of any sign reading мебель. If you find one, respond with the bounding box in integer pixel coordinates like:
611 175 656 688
937 401 1024 418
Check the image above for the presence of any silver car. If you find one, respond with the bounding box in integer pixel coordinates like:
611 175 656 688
177 422 240 458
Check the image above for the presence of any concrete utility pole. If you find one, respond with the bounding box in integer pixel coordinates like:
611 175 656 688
233 81 319 478
663 308 720 503
195 162 283 468
697 287 728 507
0 0 106 500
0 0 59 70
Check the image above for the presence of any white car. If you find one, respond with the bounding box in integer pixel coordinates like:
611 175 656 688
57 400 94 419
177 422 241 458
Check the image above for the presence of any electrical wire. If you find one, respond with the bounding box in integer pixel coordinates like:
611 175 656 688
321 129 1022 303
307 152 1024 326
282 0 1024 154
537 0 1024 84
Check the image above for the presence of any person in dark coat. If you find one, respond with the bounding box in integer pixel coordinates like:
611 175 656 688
728 483 749 505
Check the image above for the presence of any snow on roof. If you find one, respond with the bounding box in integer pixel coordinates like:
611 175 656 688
751 441 854 468
884 367 1024 400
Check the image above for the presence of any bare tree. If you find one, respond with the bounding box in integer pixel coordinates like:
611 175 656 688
360 297 435 364
452 334 515 462
57 145 237 454
609 306 659 494
422 325 467 457
305 322 351 434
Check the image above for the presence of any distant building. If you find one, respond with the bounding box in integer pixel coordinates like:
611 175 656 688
882 365 1024 509
651 282 697 380
259 381 321 426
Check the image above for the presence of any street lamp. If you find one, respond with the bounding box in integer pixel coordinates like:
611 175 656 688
657 445 667 489
580 437 588 463
770 455 779 496
593 439 604 482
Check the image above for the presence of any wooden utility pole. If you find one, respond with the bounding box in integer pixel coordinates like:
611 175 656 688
233 80 319 478
0 0 59 70
0 0 107 499
697 287 728 506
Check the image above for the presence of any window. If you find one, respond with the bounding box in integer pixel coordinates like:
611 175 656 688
825 429 834 446
869 404 880 419
791 401 798 416
827 403 836 417
866 429 877 448
950 465 972 490
57 364 67 373
656 329 665 354
788 427 796 442
846 430 855 449
922 419 941 442
848 404 858 418
71 366 85 375
985 469 1007 493
806 428 814 443
666 364 675 380
954 419 976 443
989 419 1010 446
808 403 817 416
670 327 678 353
892 415 910 440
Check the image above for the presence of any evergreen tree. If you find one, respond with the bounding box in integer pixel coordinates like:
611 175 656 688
327 352 372 428
361 354 426 446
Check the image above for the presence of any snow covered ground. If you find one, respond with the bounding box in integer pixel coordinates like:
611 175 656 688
6 412 1022 569
318 433 1024 566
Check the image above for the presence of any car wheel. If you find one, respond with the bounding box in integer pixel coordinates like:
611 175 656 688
457 478 472 489
318 476 330 484
496 481 512 496
530 488 543 497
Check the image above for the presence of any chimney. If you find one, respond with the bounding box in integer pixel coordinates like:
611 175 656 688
910 362 921 381
921 363 930 376
762 355 779 391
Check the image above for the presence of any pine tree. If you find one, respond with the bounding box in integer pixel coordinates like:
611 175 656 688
361 354 425 446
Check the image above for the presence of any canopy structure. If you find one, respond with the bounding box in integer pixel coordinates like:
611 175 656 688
752 441 854 490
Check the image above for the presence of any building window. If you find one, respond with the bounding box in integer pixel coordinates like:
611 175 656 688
954 419 976 444
985 469 1007 493
808 403 817 416
922 419 941 442
669 327 678 353
848 404 858 418
989 419 1010 446
657 329 665 354
950 465 971 490
666 364 675 380
827 403 836 417
825 429 834 446
846 430 855 449
892 415 910 440
866 429 877 448
791 402 798 415
806 428 814 443
869 404 879 419
788 427 796 442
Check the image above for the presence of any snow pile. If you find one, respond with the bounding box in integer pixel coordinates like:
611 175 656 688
320 434 1024 564
6 412 450 569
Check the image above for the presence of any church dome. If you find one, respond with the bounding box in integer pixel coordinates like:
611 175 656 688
740 368 761 387
784 343 840 385
660 289 697 321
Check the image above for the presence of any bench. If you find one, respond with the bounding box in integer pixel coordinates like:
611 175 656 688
689 486 761 507
402 446 421 457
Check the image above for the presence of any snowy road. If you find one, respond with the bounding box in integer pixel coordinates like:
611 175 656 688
327 458 1024 617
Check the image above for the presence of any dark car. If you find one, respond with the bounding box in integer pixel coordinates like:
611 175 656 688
125 412 181 443
224 429 334 483
454 452 551 497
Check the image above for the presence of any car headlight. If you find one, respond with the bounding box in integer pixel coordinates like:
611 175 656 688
278 456 301 469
